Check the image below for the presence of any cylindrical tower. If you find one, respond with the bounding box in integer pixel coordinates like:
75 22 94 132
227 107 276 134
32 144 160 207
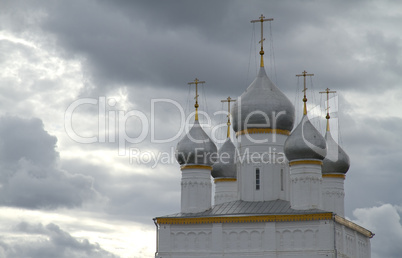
176 78 217 213
321 111 350 216
231 67 295 202
212 138 238 205
284 76 327 210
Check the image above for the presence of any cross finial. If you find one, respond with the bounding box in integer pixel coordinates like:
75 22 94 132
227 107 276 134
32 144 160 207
319 88 337 131
251 14 273 67
296 70 314 115
221 96 237 138
188 78 205 121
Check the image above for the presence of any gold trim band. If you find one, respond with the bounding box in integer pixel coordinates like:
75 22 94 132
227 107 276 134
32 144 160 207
236 128 290 137
214 178 237 183
156 213 333 225
289 160 323 166
334 215 374 238
181 165 213 170
322 174 345 179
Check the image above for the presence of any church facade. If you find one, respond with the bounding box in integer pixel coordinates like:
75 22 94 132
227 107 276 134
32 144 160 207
153 15 373 258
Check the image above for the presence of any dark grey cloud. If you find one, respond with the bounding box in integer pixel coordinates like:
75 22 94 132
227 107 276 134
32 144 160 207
342 115 402 216
0 116 58 167
1 1 402 256
6 0 400 99
0 116 102 209
60 158 180 224
0 221 117 258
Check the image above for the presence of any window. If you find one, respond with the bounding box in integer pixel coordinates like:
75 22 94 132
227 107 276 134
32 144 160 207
280 168 284 191
256 168 260 190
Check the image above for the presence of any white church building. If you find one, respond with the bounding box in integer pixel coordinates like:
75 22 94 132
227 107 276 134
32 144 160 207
153 15 373 258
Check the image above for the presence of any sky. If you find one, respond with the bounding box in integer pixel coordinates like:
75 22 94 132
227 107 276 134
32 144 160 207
0 0 402 257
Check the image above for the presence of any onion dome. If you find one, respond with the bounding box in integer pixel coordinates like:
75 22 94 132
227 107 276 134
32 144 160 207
284 115 327 161
231 67 295 133
320 88 350 174
322 130 350 174
176 120 217 166
212 138 237 178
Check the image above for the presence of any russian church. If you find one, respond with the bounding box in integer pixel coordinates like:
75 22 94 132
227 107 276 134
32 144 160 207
153 15 373 258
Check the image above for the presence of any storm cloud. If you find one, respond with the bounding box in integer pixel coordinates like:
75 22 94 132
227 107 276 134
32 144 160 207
0 116 101 209
0 0 401 257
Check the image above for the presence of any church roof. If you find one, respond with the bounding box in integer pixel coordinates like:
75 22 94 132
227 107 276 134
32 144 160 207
231 67 295 133
154 200 374 238
211 138 237 178
156 199 329 219
176 120 217 166
322 127 350 174
284 115 327 161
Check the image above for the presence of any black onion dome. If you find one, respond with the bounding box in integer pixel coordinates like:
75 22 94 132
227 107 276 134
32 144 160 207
284 115 327 161
322 131 350 174
176 120 217 166
212 138 237 178
231 67 295 132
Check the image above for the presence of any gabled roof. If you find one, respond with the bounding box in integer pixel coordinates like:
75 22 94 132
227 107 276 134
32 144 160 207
154 200 374 238
155 199 329 219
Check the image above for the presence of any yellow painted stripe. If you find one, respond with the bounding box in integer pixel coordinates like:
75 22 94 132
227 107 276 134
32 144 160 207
214 178 237 183
334 215 374 238
156 213 333 225
181 165 212 170
322 174 345 179
236 128 290 137
289 160 323 166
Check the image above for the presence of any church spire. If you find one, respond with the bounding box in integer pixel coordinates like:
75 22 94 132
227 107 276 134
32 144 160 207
188 78 205 121
296 70 314 115
221 96 236 138
251 14 273 67
319 88 336 131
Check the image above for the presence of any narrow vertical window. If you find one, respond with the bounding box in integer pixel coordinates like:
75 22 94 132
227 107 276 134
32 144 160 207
280 168 284 191
256 168 260 190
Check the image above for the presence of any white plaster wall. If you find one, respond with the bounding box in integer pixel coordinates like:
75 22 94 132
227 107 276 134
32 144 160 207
335 223 371 258
289 163 322 210
322 177 345 216
181 168 212 213
214 180 238 205
155 220 360 258
236 133 290 202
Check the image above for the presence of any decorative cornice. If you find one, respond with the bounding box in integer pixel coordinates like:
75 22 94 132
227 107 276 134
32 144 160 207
322 174 346 179
289 160 323 166
236 128 290 137
181 165 213 170
181 181 211 187
156 213 333 225
214 178 237 183
291 175 322 184
323 190 345 198
334 215 374 238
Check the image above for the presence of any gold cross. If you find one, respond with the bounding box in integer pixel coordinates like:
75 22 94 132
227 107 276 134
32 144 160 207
251 14 273 67
221 96 237 138
296 70 314 115
188 78 205 121
319 88 336 131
